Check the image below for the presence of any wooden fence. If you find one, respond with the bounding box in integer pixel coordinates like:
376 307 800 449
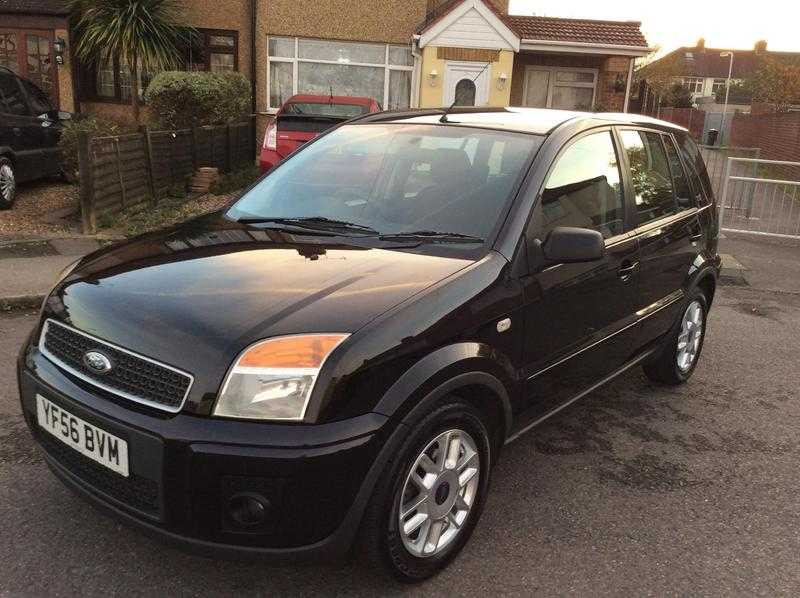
77 119 254 233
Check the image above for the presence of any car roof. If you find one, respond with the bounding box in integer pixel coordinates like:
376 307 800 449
286 94 376 106
353 107 686 136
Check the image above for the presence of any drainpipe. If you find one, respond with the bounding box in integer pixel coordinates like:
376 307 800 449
250 0 257 155
250 0 257 114
623 58 634 113
411 35 422 108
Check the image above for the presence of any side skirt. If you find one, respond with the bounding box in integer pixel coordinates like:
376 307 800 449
504 346 658 445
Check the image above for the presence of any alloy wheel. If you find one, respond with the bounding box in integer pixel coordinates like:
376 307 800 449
398 428 480 558
0 163 14 204
676 299 704 372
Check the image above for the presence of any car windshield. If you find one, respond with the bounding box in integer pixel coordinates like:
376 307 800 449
283 102 368 118
228 124 542 240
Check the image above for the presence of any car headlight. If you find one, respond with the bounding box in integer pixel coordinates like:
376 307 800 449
213 334 349 421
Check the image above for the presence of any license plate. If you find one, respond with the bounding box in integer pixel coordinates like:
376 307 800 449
36 394 129 477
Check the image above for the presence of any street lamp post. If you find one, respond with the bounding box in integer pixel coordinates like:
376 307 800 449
719 51 734 146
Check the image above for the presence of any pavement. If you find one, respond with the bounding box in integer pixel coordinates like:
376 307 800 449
0 237 102 309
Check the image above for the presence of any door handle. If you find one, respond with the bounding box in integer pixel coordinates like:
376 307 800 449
618 261 639 280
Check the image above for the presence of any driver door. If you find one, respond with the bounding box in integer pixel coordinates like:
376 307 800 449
517 129 642 423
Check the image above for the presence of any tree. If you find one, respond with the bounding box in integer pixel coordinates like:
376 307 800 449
664 82 693 108
69 0 192 123
751 59 800 111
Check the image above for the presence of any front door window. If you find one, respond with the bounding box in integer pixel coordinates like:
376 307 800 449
454 78 476 106
444 62 489 107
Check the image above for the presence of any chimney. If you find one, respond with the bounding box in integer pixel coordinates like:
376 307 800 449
754 40 768 54
696 38 705 51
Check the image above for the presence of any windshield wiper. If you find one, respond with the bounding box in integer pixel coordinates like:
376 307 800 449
237 217 379 235
378 230 485 243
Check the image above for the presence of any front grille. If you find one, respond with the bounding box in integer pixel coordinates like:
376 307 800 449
38 430 160 516
40 319 193 413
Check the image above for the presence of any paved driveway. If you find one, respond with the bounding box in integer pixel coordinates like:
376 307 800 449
1 285 799 596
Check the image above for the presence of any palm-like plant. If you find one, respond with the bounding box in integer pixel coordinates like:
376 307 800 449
70 0 192 123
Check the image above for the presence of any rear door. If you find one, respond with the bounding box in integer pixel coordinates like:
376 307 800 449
1 71 38 180
18 77 60 176
616 128 703 346
518 129 642 422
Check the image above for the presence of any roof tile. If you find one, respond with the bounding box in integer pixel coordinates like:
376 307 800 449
507 15 648 48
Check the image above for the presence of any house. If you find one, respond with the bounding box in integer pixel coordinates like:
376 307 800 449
1 0 650 136
639 39 800 114
0 0 74 112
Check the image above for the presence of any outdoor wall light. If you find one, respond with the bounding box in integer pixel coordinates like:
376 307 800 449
54 37 67 66
428 69 439 87
497 72 508 90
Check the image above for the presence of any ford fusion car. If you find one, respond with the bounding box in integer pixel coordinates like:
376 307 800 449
18 107 720 581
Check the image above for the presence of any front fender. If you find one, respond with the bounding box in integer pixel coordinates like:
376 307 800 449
373 342 516 438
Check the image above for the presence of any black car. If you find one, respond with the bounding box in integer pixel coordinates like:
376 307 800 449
17 107 720 581
0 66 67 208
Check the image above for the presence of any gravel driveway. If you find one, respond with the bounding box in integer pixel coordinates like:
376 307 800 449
0 180 79 239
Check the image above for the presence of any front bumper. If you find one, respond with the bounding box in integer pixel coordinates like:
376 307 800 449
18 344 391 562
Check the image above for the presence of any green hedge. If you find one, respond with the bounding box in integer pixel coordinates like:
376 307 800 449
144 71 251 129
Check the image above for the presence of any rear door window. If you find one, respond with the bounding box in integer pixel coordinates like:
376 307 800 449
619 130 678 226
0 73 29 115
540 131 625 239
662 135 694 208
674 131 713 204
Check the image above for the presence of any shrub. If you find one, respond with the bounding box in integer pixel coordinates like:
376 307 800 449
144 71 251 129
209 165 260 195
57 115 121 182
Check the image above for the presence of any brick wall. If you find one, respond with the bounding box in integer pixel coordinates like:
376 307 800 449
730 111 800 163
595 56 631 112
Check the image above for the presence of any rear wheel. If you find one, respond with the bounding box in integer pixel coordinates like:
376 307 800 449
643 289 708 385
0 158 16 209
358 398 493 582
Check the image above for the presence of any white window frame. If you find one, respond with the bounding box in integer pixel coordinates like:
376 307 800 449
674 76 704 95
266 36 414 112
522 66 598 109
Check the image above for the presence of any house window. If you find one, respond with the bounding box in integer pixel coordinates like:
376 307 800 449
0 28 57 104
266 36 413 110
522 66 597 110
186 30 238 72
83 29 238 103
712 78 727 96
677 76 704 94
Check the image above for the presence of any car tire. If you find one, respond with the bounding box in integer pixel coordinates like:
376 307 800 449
643 288 709 385
0 157 16 210
358 396 494 582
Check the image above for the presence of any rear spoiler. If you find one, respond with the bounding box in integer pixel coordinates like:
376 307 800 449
276 113 351 134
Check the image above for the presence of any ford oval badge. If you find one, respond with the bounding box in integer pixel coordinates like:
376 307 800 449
83 350 112 374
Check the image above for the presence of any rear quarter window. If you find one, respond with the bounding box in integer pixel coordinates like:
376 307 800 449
674 131 714 204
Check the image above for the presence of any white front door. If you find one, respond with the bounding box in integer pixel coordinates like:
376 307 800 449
443 62 490 106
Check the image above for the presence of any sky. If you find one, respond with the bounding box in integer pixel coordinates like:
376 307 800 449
508 0 800 56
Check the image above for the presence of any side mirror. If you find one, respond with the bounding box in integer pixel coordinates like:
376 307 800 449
542 226 605 264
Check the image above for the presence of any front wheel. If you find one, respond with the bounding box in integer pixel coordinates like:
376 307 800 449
643 289 708 385
0 158 16 209
358 398 493 582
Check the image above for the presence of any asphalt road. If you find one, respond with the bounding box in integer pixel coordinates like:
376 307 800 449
1 285 799 597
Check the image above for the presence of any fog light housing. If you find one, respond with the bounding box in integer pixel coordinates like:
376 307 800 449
227 492 270 527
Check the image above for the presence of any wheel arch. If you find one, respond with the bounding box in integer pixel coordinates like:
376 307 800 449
373 342 515 449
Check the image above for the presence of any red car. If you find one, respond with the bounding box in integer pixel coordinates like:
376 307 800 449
260 94 381 173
